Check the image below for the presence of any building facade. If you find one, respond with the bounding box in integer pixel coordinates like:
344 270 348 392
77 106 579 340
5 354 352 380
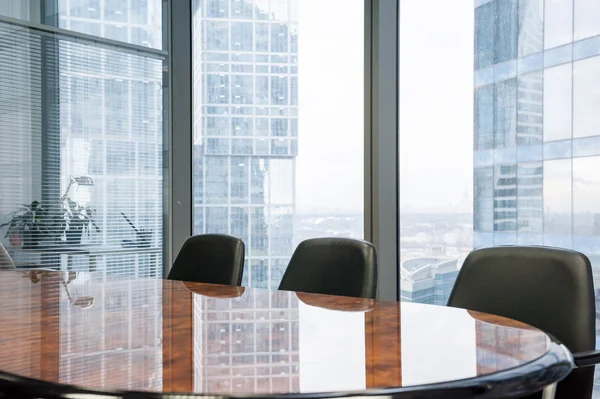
192 0 299 289
474 0 600 281
400 257 460 305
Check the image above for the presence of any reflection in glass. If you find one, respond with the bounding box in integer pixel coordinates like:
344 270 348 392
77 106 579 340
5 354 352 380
494 79 517 148
543 43 573 68
195 0 370 291
475 85 494 150
573 157 600 236
495 0 518 64
517 72 543 145
518 0 543 57
543 159 572 235
544 0 573 50
573 136 600 158
544 64 572 142
475 167 494 232
517 163 543 233
574 0 600 41
543 140 572 160
475 2 495 70
493 164 517 233
573 56 600 139
573 35 600 61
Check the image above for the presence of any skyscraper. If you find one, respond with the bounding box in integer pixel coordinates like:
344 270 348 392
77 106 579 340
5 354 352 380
192 0 299 289
473 0 600 347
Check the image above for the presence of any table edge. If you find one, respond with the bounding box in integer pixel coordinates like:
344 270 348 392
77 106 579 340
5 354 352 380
0 341 573 399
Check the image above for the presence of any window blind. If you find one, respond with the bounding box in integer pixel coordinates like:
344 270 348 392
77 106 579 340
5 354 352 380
0 20 165 277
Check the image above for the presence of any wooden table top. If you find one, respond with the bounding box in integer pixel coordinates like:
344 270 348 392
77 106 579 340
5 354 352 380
0 271 572 398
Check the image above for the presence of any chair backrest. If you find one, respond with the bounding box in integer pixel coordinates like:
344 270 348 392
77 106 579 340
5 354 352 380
168 234 245 286
448 246 595 354
278 238 378 299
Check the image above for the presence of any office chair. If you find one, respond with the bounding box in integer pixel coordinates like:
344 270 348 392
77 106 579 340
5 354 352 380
278 237 377 299
168 234 245 286
448 246 600 399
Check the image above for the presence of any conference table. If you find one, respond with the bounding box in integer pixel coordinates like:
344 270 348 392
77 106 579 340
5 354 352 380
0 270 572 398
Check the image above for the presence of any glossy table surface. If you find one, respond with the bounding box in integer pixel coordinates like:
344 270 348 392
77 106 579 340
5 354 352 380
0 271 572 398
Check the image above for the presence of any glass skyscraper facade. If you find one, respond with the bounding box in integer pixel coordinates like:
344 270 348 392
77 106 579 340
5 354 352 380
192 0 299 289
473 0 600 321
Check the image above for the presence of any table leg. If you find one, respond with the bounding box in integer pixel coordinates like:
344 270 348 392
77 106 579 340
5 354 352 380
542 383 557 399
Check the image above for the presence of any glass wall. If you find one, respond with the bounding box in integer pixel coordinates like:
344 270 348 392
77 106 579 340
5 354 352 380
401 0 600 393
192 0 364 289
0 0 165 391
0 1 165 277
398 0 473 305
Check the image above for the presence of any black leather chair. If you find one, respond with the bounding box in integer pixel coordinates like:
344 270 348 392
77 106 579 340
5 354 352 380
278 238 377 299
448 246 600 399
168 234 245 286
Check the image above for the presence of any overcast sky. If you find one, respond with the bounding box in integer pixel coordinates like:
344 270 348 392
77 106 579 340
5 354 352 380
295 0 474 213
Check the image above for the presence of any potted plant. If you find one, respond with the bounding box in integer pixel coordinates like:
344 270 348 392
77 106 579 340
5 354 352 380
0 201 64 248
64 199 100 245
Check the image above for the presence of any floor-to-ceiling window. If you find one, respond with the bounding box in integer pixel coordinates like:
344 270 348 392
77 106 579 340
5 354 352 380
400 0 600 393
398 0 474 306
0 0 166 389
0 1 165 277
192 0 365 289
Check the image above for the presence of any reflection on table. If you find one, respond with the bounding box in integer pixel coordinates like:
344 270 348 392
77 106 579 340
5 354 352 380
0 271 561 397
8 245 161 276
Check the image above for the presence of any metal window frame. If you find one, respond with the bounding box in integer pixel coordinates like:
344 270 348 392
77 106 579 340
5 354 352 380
167 0 193 271
365 0 400 301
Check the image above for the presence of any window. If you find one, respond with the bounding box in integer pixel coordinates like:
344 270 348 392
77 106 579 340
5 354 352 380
573 157 600 237
494 79 517 148
475 2 495 69
475 85 494 150
207 117 230 136
516 72 543 146
495 0 518 64
0 1 165 282
232 22 253 52
104 80 129 136
193 0 364 288
232 75 253 104
207 0 229 18
256 23 269 52
104 0 127 22
69 0 101 19
232 0 254 19
207 74 229 104
573 56 600 139
517 163 543 233
543 159 572 236
544 0 573 50
270 76 288 105
403 2 600 382
574 0 600 41
544 64 572 142
206 21 229 51
518 0 543 57
271 24 289 53
205 157 229 204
